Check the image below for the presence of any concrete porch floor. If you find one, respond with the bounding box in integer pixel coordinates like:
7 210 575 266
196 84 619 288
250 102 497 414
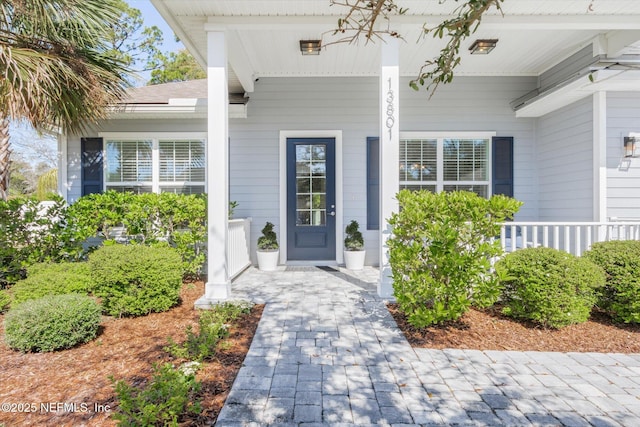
215 266 640 426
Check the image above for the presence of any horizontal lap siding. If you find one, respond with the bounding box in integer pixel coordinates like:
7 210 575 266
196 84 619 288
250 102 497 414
606 92 640 219
232 77 538 265
65 76 538 266
537 97 593 221
231 78 378 263
399 76 539 220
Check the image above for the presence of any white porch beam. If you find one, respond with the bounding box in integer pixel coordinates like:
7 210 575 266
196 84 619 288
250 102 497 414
227 30 255 93
378 36 400 299
202 31 231 304
605 30 640 57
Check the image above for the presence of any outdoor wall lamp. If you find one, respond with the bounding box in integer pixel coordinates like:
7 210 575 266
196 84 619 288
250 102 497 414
469 39 498 55
300 40 321 55
624 136 637 157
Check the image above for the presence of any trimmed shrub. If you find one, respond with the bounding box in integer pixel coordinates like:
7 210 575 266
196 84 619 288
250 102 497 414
3 294 101 352
111 362 202 427
388 190 522 327
89 244 183 317
10 262 92 305
496 247 605 328
583 240 640 323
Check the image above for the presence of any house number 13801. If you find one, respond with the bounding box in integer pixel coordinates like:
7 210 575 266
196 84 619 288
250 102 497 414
386 77 395 139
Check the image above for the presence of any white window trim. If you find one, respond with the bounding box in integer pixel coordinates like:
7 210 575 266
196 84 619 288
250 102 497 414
100 132 207 194
400 131 496 196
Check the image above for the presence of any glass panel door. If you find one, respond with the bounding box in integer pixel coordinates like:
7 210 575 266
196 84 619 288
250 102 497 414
287 138 336 260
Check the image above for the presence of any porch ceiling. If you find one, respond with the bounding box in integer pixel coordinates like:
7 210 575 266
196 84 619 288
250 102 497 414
150 0 640 94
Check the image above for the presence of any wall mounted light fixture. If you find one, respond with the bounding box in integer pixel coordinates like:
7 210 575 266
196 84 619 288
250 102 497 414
469 39 498 55
300 40 321 55
624 136 637 157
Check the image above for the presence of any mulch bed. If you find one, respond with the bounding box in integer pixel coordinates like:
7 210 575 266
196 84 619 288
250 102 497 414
389 303 640 353
0 282 263 427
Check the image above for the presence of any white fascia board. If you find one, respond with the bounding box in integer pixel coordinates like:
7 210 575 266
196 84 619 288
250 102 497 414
108 103 247 119
152 0 207 67
203 14 640 31
516 69 640 118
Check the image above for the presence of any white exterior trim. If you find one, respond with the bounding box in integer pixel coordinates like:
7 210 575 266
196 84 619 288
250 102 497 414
593 91 607 221
57 134 68 201
279 130 344 265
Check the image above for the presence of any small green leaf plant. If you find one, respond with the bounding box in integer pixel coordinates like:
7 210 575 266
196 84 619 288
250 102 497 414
257 222 279 251
344 220 364 251
111 363 202 427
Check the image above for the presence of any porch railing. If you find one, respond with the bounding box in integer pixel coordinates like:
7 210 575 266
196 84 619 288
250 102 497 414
228 218 252 279
499 221 640 257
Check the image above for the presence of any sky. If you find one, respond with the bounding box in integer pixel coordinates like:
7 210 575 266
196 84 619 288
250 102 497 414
12 0 184 163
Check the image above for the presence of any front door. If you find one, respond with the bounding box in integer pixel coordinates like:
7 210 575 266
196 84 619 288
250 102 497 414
287 138 336 260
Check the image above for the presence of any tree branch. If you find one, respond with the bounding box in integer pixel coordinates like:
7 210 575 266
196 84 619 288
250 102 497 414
329 0 504 96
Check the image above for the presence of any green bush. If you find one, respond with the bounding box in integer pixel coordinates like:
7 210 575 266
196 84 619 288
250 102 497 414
3 294 101 352
10 262 92 305
388 190 522 327
496 247 605 328
165 300 253 361
0 290 9 312
111 363 201 427
583 240 640 323
89 244 183 317
0 198 84 287
66 192 207 277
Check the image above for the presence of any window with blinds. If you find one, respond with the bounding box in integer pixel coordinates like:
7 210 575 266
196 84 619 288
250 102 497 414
104 137 206 195
400 136 490 197
105 140 152 186
159 140 205 194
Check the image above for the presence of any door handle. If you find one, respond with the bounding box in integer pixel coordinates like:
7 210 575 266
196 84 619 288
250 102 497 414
329 211 336 216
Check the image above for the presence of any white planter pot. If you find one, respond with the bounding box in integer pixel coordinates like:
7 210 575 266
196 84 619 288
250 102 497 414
344 250 366 270
257 249 279 271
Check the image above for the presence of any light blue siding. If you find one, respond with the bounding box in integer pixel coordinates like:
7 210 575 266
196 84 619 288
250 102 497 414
537 97 594 221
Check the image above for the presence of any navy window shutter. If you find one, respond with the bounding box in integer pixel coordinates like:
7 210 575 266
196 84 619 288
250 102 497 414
81 137 104 196
367 137 380 230
492 136 514 197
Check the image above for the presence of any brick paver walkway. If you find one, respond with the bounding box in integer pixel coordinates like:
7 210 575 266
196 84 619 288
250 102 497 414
215 266 640 426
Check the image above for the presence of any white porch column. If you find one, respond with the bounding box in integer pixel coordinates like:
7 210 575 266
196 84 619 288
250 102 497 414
378 37 400 298
593 91 607 222
203 30 230 301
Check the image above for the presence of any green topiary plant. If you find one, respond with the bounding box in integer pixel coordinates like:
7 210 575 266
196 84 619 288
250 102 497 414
388 190 522 327
257 222 279 251
10 262 92 305
344 220 364 251
89 244 183 317
583 240 640 323
496 247 606 328
4 294 101 352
